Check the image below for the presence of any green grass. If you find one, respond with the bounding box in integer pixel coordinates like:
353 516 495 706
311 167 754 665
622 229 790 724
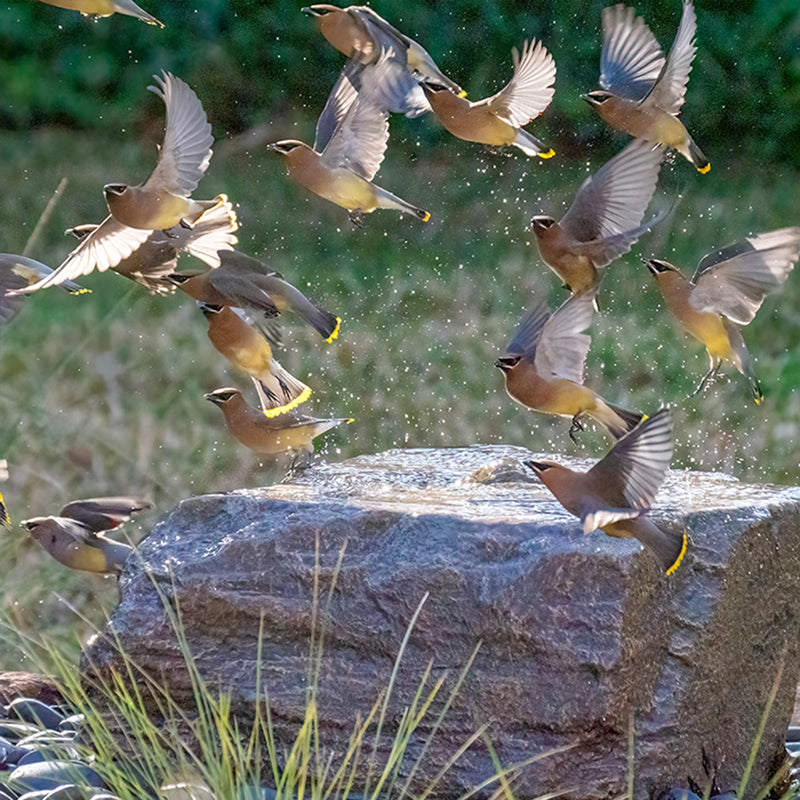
0 114 799 666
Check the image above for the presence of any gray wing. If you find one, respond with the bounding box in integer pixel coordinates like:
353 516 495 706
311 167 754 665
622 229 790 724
60 496 151 531
560 139 664 242
578 206 667 269
314 58 362 153
533 290 596 383
503 295 550 361
689 227 800 325
587 406 673 510
645 0 697 114
143 72 214 196
319 56 393 180
175 197 238 268
486 39 556 126
10 216 150 293
600 4 665 101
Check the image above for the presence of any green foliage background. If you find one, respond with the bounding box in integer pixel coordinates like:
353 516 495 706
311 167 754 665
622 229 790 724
0 0 799 664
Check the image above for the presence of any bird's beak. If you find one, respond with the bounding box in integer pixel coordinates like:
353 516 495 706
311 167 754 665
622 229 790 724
524 460 546 474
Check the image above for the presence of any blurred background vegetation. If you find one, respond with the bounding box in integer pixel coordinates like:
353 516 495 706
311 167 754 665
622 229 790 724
0 0 799 666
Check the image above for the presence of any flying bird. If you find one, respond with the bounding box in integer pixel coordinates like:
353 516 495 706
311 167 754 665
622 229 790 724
205 387 351 456
526 407 686 573
303 3 462 116
647 227 800 402
170 250 341 342
34 0 163 26
496 290 643 440
421 38 556 158
269 55 430 224
199 304 312 417
582 0 709 172
530 139 664 296
22 495 150 575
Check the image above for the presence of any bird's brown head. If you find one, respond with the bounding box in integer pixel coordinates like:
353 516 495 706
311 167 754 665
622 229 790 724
198 302 223 319
420 79 453 97
530 215 556 235
494 355 521 374
204 388 242 407
268 140 306 156
20 517 50 542
524 460 556 477
580 91 613 108
65 224 97 241
647 259 678 276
103 183 129 200
301 4 337 17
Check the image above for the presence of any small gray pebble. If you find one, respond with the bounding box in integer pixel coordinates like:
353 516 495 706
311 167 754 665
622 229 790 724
16 792 54 800
5 702 64 732
55 719 84 736
7 761 105 795
17 734 78 747
0 785 18 800
16 747 81 768
42 786 98 800
0 724 41 743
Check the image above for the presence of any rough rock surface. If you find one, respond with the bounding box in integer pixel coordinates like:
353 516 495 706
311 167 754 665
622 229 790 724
80 446 800 800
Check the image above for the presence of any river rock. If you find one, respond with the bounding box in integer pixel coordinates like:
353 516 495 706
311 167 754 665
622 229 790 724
80 446 800 800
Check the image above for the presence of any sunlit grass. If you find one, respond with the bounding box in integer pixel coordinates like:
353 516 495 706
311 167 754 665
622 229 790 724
0 124 799 665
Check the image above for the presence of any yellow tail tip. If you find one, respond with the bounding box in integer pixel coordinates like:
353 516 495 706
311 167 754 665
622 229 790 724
262 385 312 418
421 211 431 222
538 148 555 159
457 90 467 98
326 317 342 343
698 163 711 174
75 288 92 295
665 532 688 576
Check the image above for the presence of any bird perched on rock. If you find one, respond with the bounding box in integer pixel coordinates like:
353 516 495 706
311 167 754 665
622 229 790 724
582 0 709 173
496 290 642 440
35 0 163 26
269 55 430 225
421 38 556 158
22 496 150 575
170 250 340 342
0 253 89 324
525 407 686 574
199 304 312 417
530 139 664 296
303 3 462 116
205 388 351 456
12 199 238 297
647 227 800 403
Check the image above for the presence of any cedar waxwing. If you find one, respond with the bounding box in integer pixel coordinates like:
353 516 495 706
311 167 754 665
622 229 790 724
199 304 312 417
205 388 351 455
11 199 238 296
647 227 800 403
303 3 463 116
269 55 430 225
530 139 664 295
582 1 709 173
170 250 341 341
103 72 220 231
525 407 686 574
35 0 162 26
0 253 89 325
22 495 149 574
420 38 556 158
22 517 134 575
496 290 643 440
0 459 10 532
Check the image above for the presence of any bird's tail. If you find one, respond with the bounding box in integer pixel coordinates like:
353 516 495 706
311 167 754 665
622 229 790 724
258 276 341 342
253 364 312 418
117 0 164 26
589 400 645 440
513 129 555 159
632 517 687 575
686 136 710 174
183 197 239 267
724 318 763 404
373 186 431 221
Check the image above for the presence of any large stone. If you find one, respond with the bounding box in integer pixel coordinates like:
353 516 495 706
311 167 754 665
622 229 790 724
80 446 800 800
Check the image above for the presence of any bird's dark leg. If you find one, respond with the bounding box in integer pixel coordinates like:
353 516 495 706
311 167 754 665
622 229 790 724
690 362 720 398
569 413 585 443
